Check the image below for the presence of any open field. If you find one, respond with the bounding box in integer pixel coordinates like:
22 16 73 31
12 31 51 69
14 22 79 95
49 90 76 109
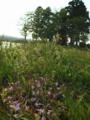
0 41 90 120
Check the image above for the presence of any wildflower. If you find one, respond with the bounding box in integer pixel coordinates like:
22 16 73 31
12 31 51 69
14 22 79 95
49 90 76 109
47 110 52 115
49 87 52 90
55 82 58 86
10 104 20 112
61 106 67 110
15 81 20 86
36 91 40 95
8 86 14 92
9 108 14 113
41 116 46 120
35 80 38 82
11 101 19 105
36 82 41 88
31 85 34 89
13 114 18 119
38 103 43 106
62 94 65 98
34 113 38 117
3 98 7 102
52 93 58 99
30 97 37 102
39 109 44 115
32 91 36 95
10 101 20 112
69 82 72 85
59 91 62 95
57 87 60 90
7 96 13 100
51 113 57 116
47 91 51 95
24 106 30 112
34 103 39 107
46 103 50 108
4 88 8 92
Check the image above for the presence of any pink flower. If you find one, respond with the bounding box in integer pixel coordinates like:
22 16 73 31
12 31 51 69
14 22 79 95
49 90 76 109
55 82 58 86
7 96 13 100
15 81 20 86
8 86 14 92
36 82 41 87
10 104 20 111
25 106 30 112
31 97 37 102
41 116 46 120
52 93 58 99
32 90 36 95
52 113 56 116
36 91 40 95
47 110 52 115
13 114 18 119
47 91 51 95
34 103 39 107
38 109 44 115
10 101 20 112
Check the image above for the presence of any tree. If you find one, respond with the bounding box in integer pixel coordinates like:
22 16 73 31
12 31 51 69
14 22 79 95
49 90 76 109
18 16 30 41
80 33 89 42
65 0 90 45
25 7 69 43
53 8 68 45
66 16 87 45
26 6 55 42
31 6 44 40
41 7 55 41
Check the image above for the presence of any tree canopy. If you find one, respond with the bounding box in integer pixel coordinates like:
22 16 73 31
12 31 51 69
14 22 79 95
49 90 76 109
18 16 30 41
65 0 90 45
19 0 90 45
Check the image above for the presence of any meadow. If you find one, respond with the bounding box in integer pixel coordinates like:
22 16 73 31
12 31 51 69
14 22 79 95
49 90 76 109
0 40 90 120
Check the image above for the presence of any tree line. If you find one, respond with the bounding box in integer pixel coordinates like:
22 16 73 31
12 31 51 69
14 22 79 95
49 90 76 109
19 0 90 46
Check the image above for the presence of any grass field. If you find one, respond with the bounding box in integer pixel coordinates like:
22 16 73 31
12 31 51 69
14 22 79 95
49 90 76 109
0 41 90 120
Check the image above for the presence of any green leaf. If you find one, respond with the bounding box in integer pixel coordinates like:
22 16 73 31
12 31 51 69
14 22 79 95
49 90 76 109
21 76 26 85
35 114 40 120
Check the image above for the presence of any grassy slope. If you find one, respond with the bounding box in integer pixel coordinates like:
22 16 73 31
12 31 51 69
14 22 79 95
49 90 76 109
0 41 90 120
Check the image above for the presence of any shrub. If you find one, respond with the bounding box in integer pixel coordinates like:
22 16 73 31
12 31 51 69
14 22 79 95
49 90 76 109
79 42 86 48
86 43 90 48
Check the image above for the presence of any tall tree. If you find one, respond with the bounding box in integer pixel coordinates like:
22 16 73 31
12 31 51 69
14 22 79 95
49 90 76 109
41 7 55 41
26 6 55 41
53 8 68 45
65 0 90 45
33 6 44 41
18 16 30 41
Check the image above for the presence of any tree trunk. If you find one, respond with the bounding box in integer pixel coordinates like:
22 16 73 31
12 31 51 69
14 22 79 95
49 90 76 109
25 35 26 41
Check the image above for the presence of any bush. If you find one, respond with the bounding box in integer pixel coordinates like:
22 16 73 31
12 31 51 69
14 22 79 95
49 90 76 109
86 43 90 48
79 42 86 48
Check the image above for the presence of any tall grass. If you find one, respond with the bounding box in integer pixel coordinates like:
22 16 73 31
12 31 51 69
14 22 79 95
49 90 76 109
0 41 90 119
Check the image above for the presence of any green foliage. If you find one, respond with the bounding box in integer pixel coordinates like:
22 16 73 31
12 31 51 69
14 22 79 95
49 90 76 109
0 41 90 119
65 0 90 45
19 1 90 45
80 33 89 42
27 6 55 41
79 42 86 48
87 43 90 48
18 16 30 41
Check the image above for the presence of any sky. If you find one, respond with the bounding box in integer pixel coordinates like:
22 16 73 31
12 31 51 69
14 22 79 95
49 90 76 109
0 0 90 38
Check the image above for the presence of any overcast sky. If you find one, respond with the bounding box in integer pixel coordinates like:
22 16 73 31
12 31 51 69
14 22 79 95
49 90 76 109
0 0 90 38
